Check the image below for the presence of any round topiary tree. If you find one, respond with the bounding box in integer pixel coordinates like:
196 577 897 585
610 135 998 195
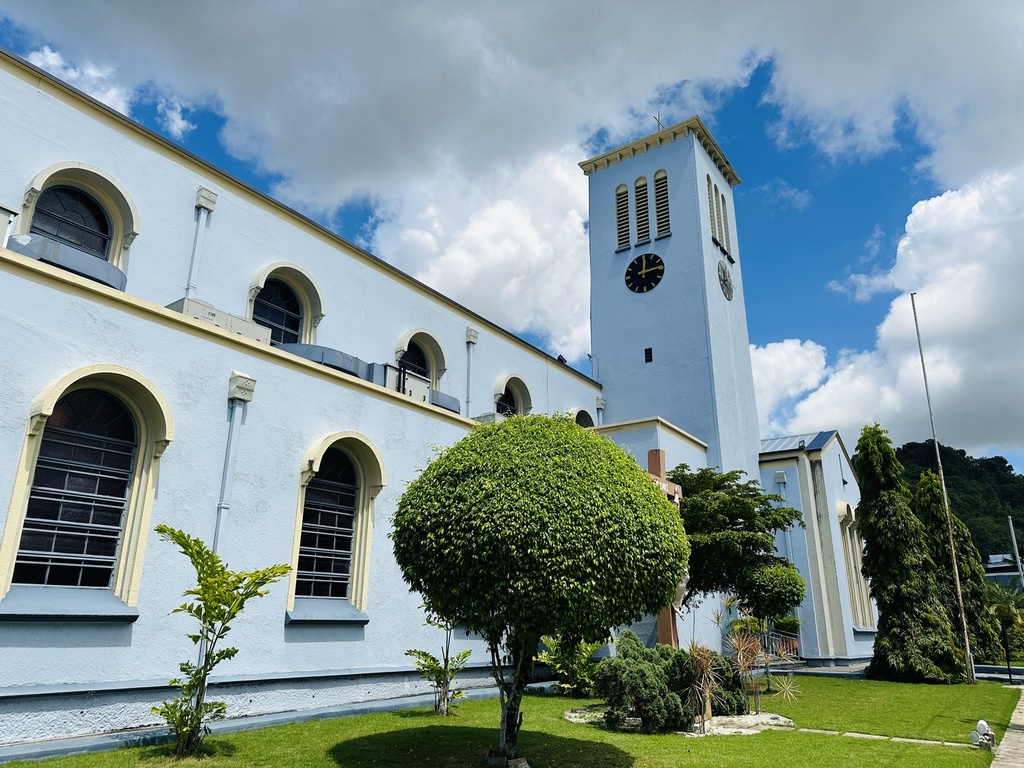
392 415 689 758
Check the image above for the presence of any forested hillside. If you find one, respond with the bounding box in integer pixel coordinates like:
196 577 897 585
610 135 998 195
896 441 1024 558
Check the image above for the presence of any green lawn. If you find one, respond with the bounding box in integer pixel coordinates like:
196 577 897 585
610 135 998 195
4 678 1018 768
771 675 1018 743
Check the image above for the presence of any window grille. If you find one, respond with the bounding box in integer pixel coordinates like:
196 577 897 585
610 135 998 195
634 178 650 242
496 384 518 416
13 389 136 588
253 278 302 345
30 186 111 260
654 171 670 235
615 185 629 248
296 448 358 599
400 340 429 379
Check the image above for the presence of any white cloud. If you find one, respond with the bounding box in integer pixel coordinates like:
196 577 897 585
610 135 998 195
750 339 828 436
26 45 133 116
5 1 1024 460
770 169 1024 458
754 179 812 212
156 95 195 141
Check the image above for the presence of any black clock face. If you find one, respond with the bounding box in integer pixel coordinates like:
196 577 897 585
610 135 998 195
624 253 665 293
718 260 734 301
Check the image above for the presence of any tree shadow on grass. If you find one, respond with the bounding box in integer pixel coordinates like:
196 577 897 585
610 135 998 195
328 725 633 768
136 738 238 761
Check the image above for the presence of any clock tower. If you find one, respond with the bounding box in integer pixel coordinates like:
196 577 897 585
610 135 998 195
581 116 760 477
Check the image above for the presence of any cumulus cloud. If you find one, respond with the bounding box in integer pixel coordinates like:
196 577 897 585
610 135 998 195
750 339 828 436
5 1 1024 462
773 169 1024 458
26 45 132 115
156 95 195 141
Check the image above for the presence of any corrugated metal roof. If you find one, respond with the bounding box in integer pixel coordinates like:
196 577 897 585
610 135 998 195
760 430 838 454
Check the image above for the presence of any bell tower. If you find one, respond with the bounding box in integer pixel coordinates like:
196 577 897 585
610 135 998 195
581 116 760 476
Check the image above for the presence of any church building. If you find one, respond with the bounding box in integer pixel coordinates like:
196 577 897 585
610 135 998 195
0 47 872 751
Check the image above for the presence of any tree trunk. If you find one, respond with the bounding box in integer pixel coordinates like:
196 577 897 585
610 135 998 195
1003 628 1014 684
494 630 537 759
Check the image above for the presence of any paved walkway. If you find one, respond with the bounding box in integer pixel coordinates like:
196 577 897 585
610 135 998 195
992 685 1024 768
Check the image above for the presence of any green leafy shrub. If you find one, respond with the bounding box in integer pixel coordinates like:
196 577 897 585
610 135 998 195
151 525 289 756
595 630 746 732
536 634 603 697
774 614 802 634
406 613 472 715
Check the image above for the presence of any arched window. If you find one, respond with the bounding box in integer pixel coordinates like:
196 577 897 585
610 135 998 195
0 365 173 619
287 432 384 624
248 263 325 347
634 178 650 243
706 175 716 240
14 389 135 588
720 192 732 255
253 278 302 346
574 409 595 428
30 186 111 260
399 340 429 379
713 183 724 245
496 385 518 416
615 184 629 249
18 162 140 275
297 447 358 600
494 376 531 417
654 170 670 236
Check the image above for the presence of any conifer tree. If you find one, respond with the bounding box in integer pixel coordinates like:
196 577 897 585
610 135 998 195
914 471 1002 663
852 424 964 683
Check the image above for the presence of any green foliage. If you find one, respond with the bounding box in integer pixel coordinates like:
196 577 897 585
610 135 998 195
593 630 745 733
391 415 688 757
774 614 803 634
151 525 289 756
914 471 1002 663
594 632 693 733
898 440 1024 558
406 613 472 715
739 563 806 623
667 463 803 610
537 634 603 698
986 583 1024 682
852 425 964 683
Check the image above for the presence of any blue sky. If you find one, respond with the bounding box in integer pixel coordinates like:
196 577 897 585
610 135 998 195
2 2 1022 471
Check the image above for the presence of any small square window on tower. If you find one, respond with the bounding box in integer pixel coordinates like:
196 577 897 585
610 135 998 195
644 347 653 364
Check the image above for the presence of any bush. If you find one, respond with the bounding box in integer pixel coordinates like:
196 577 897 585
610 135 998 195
151 526 289 756
774 614 802 634
595 653 691 732
595 631 746 732
536 634 602 698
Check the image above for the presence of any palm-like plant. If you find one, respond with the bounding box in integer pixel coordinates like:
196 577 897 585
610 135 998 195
986 583 1024 683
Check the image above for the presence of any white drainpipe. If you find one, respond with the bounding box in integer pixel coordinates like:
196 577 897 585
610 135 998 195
185 187 218 299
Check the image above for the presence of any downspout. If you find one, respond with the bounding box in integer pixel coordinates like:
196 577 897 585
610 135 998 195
596 397 606 426
466 327 478 417
184 187 218 299
213 371 256 554
0 204 17 249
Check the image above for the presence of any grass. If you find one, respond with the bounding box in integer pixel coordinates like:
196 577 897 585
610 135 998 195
769 675 1018 743
3 678 1017 768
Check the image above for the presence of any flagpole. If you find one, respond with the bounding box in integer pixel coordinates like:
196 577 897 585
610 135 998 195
911 292 975 684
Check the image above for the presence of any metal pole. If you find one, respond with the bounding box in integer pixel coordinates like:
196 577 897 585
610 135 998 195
1009 516 1024 589
911 293 975 683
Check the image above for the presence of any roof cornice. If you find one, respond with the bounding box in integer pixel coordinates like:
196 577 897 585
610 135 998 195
578 115 740 186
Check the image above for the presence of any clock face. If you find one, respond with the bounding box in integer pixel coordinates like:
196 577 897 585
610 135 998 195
718 260 734 301
624 253 665 293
